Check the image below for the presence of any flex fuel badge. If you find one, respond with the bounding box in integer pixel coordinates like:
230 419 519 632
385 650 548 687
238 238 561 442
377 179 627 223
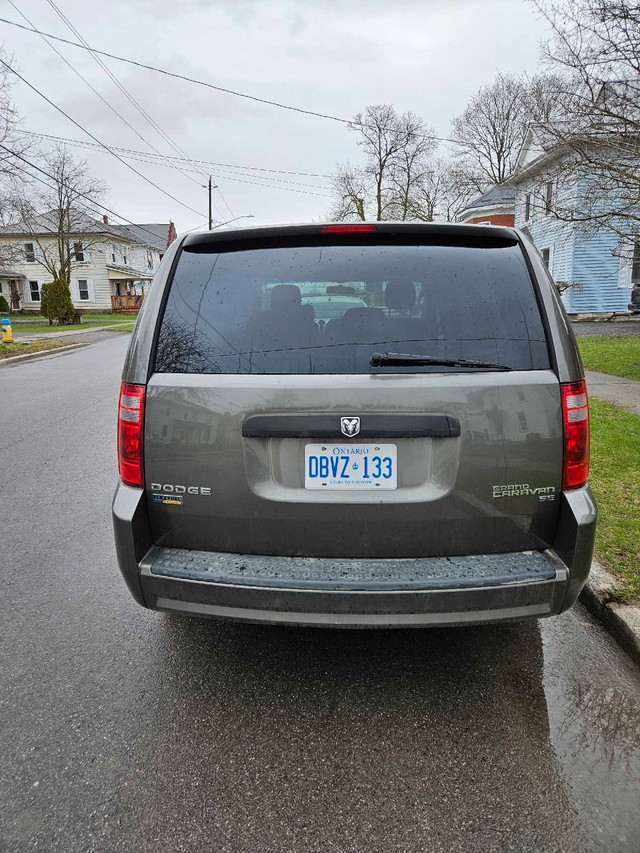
153 494 184 506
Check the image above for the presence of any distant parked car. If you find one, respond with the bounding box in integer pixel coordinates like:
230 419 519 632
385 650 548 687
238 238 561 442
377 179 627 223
629 284 640 313
113 222 596 628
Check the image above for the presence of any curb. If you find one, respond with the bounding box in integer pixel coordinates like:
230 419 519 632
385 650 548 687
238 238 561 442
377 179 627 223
579 561 640 664
0 342 86 367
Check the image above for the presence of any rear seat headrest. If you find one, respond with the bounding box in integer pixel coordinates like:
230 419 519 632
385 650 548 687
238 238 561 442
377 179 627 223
271 284 302 308
384 280 416 310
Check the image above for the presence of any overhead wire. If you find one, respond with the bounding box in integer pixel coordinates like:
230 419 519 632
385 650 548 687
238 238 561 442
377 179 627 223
16 132 330 191
44 0 226 219
0 16 455 143
17 130 332 178
6 0 208 195
1 144 184 243
0 59 208 218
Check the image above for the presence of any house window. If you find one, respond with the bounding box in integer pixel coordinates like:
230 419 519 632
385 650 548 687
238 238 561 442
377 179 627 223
147 250 153 269
29 280 40 301
74 241 85 262
24 242 36 262
111 244 117 264
77 279 90 300
631 240 640 286
525 194 531 222
123 249 128 265
541 248 551 270
545 182 554 215
159 253 164 261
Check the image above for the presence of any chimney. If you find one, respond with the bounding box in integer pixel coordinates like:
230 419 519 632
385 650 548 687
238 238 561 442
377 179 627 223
103 215 109 225
167 220 177 246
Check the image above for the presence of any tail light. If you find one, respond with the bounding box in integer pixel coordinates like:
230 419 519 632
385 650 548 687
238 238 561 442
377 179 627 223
561 379 590 490
118 382 145 487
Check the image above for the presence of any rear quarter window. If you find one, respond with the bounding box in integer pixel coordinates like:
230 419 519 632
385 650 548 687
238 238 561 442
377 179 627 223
153 241 550 374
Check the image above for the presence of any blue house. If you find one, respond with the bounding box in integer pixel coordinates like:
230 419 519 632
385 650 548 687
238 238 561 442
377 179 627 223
509 128 635 314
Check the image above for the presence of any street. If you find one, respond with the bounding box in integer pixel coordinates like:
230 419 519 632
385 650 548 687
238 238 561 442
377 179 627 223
1 335 640 853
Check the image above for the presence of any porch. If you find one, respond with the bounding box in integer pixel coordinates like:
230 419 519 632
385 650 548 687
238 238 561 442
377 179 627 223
107 264 153 312
111 293 144 310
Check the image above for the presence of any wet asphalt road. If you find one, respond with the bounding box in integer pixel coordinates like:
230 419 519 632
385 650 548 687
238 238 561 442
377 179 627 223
2 335 640 853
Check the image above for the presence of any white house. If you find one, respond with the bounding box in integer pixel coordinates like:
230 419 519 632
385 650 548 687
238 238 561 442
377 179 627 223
0 211 177 312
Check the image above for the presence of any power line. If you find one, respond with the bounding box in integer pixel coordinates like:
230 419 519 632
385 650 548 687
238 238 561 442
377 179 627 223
1 144 175 243
0 59 207 218
0 16 455 143
17 130 332 178
5 0 201 192
17 131 330 190
44 1 214 185
45 0 226 220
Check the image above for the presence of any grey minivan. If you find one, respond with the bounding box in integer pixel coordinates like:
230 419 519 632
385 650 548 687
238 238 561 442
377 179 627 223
113 222 596 627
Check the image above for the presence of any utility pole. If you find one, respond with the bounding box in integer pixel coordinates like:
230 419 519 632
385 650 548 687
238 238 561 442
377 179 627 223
207 175 212 230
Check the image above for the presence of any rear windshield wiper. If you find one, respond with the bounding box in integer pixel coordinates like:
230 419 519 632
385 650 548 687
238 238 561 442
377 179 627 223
370 352 512 370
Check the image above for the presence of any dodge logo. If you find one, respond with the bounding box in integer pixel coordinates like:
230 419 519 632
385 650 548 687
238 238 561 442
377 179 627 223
340 416 361 437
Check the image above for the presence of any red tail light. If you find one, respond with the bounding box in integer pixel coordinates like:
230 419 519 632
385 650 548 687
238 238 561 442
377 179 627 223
321 224 377 233
561 380 590 490
118 382 145 487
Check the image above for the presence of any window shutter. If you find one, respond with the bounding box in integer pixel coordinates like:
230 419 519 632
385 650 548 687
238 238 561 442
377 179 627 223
70 278 79 301
87 278 95 301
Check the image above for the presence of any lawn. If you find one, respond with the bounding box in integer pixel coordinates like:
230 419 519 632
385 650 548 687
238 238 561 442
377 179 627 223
577 335 640 381
0 339 81 360
10 321 130 334
589 398 640 602
81 312 139 322
104 323 135 332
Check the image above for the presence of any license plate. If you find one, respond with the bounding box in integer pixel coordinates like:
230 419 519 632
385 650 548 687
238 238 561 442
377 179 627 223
304 443 397 490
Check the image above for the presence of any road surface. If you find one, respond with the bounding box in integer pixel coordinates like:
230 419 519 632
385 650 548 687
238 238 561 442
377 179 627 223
1 335 639 853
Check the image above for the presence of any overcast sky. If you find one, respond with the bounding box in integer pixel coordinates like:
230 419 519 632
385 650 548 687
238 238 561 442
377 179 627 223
2 0 551 233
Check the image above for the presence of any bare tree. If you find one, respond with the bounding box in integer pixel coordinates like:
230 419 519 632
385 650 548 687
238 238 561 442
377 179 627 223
527 0 640 247
0 48 32 271
450 73 530 192
11 146 106 286
329 104 437 221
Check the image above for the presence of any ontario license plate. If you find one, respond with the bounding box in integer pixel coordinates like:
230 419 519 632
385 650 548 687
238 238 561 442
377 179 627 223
304 443 397 490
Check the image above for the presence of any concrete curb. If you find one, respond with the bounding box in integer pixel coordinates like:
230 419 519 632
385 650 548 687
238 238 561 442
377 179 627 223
0 342 86 366
579 561 640 664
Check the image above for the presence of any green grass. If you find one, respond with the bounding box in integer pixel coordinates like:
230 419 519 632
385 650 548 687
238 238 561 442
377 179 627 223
0 339 79 359
577 335 640 381
11 321 129 333
101 323 135 332
589 398 640 602
80 312 139 321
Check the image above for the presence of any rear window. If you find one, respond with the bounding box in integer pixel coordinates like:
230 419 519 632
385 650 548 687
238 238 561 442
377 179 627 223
154 241 550 374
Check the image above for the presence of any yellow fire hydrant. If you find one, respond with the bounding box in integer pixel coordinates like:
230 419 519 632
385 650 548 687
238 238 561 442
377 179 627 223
1 316 13 343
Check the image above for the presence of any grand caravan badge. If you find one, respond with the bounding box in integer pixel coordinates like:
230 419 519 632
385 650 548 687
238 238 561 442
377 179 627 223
492 484 555 502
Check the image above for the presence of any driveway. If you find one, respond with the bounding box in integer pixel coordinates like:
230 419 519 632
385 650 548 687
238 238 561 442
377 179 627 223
572 320 640 337
1 336 639 853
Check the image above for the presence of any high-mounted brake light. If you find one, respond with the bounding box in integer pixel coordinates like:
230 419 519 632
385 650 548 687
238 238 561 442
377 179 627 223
118 382 145 487
561 379 590 490
321 224 377 233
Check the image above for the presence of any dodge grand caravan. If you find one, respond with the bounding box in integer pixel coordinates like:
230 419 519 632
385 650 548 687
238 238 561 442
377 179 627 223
113 222 597 627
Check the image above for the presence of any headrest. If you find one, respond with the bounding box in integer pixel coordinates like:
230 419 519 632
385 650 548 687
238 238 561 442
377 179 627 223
342 307 385 325
271 284 301 308
384 280 416 310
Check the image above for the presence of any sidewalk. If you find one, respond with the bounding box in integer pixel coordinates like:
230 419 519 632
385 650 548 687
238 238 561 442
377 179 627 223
585 370 640 416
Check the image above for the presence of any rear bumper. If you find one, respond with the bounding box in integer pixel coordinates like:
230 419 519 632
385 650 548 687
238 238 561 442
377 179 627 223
112 482 596 628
